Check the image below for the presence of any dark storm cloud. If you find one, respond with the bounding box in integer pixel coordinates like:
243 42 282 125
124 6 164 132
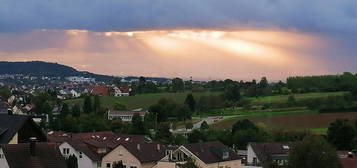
0 0 357 34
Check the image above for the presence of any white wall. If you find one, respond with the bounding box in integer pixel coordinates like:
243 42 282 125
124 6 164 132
101 145 142 168
0 148 10 168
59 142 99 168
247 145 259 165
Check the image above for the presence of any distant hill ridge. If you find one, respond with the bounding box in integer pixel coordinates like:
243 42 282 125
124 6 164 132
0 61 114 81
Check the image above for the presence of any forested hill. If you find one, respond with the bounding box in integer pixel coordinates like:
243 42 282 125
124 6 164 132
0 61 114 81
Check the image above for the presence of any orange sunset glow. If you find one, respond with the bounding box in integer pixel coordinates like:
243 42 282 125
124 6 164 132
0 29 334 80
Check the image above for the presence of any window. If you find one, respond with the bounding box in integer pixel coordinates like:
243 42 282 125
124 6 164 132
253 157 258 165
62 148 70 155
79 152 82 158
97 162 102 168
106 163 111 168
118 149 123 156
0 154 4 159
130 166 137 168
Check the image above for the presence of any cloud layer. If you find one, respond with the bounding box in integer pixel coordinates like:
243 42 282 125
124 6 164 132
1 0 357 35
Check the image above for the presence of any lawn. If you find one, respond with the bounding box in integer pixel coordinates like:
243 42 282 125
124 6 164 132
212 111 357 131
249 91 347 104
65 91 221 110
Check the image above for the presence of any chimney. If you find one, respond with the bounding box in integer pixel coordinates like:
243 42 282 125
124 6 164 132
29 137 37 156
157 144 161 151
137 144 141 151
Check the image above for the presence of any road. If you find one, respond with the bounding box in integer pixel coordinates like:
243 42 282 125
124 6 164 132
171 115 230 134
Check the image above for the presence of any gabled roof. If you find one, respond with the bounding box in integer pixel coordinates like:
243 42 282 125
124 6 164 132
66 140 102 162
183 141 239 164
120 142 167 163
249 142 299 162
91 86 109 96
0 142 67 168
0 114 30 143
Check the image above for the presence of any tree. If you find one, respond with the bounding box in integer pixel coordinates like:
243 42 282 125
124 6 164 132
110 119 125 133
72 104 81 117
200 121 209 130
93 95 101 113
185 94 196 112
114 103 127 111
327 119 356 150
83 96 92 114
288 135 342 168
60 103 70 118
0 87 11 100
232 119 258 134
185 122 193 130
225 83 241 102
131 113 145 134
177 158 199 168
155 123 172 144
172 78 184 92
287 95 297 107
65 154 78 168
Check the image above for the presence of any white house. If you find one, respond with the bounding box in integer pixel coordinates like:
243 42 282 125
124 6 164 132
66 76 96 83
156 141 242 168
59 141 102 168
247 142 298 167
112 86 131 97
107 110 148 122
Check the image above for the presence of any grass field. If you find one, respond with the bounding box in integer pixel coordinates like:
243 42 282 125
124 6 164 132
212 111 357 131
65 92 221 110
249 91 347 104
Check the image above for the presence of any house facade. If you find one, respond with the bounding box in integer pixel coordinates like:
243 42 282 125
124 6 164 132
60 141 101 168
102 143 167 168
156 142 241 168
247 142 298 167
107 110 148 122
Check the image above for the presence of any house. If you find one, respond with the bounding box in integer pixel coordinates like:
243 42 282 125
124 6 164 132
60 140 102 168
56 132 150 168
91 86 109 96
113 86 131 97
107 110 148 121
247 142 298 168
156 141 241 168
0 114 47 144
0 137 67 168
102 142 168 168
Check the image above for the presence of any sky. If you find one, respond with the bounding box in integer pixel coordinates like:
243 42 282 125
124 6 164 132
0 0 357 81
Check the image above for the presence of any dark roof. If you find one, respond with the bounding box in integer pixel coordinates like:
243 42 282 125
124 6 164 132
0 142 67 168
120 142 167 163
109 110 148 116
184 141 240 164
0 114 30 143
250 142 298 162
66 140 102 161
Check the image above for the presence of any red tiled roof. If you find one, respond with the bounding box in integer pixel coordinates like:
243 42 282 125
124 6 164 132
91 86 109 96
119 86 130 93
120 142 167 163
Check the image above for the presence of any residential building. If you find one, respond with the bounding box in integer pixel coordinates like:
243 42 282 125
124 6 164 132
156 141 241 168
0 138 67 168
112 86 131 97
107 110 148 121
0 114 47 144
247 142 298 168
66 76 95 83
102 142 168 168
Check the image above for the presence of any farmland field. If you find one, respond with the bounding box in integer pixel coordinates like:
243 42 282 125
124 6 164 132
249 91 347 104
212 112 357 131
65 91 221 110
